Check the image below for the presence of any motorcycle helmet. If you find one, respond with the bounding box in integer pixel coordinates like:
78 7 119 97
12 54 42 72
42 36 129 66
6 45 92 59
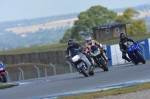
120 32 126 40
86 36 92 45
67 39 75 47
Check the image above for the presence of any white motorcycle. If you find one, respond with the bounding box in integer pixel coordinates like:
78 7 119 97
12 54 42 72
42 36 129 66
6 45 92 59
69 48 94 77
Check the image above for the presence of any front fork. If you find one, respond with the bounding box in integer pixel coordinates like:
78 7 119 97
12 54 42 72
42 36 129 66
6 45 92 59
93 57 102 68
90 57 95 65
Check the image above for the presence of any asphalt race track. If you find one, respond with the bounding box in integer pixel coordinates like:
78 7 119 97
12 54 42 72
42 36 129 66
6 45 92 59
0 62 150 99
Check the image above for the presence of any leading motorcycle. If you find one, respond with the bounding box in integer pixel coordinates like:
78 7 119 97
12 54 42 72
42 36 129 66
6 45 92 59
68 48 94 77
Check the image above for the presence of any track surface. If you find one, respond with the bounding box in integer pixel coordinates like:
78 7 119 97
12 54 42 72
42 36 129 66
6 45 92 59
0 62 150 99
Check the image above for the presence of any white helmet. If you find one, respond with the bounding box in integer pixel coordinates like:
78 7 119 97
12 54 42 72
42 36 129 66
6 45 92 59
86 36 92 44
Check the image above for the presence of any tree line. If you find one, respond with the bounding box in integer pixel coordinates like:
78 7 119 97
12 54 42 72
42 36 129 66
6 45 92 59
60 5 147 43
0 26 69 50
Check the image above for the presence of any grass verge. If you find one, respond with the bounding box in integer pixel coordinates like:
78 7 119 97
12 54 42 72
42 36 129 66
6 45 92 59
58 82 150 99
0 83 17 89
0 34 150 55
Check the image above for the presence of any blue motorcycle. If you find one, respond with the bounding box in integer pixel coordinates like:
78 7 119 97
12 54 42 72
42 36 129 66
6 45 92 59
126 42 146 65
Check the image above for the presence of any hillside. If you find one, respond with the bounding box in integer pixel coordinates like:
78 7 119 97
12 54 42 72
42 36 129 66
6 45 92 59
0 4 150 50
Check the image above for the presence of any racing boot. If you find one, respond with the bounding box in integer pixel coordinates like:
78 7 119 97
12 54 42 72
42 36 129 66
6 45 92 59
125 57 131 62
123 54 131 62
101 52 111 65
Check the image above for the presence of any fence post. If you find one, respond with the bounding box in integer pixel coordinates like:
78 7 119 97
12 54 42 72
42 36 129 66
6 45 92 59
19 72 22 81
66 61 73 73
45 68 47 77
18 67 24 80
124 59 127 65
49 63 56 75
5 71 11 82
34 65 40 78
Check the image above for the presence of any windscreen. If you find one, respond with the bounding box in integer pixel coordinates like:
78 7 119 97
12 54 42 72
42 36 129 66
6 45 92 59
91 46 98 52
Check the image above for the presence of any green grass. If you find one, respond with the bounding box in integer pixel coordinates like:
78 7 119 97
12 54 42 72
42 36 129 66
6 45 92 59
0 34 150 55
0 43 67 55
58 82 150 99
0 83 16 89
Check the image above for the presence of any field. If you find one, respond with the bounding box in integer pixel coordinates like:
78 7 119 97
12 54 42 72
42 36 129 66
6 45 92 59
5 18 78 34
4 9 150 34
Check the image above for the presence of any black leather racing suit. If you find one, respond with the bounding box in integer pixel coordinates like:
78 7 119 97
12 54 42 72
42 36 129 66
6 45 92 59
66 43 83 55
119 37 135 62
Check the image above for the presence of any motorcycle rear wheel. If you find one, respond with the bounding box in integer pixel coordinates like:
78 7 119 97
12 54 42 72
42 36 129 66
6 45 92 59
89 71 94 76
133 61 138 65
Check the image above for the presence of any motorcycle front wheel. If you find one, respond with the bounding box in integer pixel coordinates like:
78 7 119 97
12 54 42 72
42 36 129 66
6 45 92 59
79 67 89 77
136 51 146 64
99 59 108 71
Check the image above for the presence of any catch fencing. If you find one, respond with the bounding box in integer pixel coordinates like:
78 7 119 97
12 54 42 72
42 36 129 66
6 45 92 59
5 62 77 82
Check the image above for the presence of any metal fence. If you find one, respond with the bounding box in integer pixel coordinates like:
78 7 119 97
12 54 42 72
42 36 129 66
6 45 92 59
5 62 77 82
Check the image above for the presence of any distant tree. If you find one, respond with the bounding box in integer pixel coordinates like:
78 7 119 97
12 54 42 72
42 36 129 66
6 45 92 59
60 5 117 42
115 8 147 35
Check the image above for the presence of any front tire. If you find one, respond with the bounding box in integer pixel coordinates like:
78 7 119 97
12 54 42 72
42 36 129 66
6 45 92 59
99 59 108 71
79 67 89 77
136 51 146 64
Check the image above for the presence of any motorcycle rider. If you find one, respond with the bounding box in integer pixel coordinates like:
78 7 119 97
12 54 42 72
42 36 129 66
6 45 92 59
119 32 136 62
85 36 111 63
65 39 94 72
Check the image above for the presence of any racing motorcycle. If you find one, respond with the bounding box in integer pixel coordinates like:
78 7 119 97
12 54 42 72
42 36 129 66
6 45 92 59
68 48 94 77
90 45 108 71
0 63 7 83
125 42 146 65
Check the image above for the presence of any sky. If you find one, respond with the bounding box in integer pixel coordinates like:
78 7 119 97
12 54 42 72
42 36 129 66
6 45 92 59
0 0 149 22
